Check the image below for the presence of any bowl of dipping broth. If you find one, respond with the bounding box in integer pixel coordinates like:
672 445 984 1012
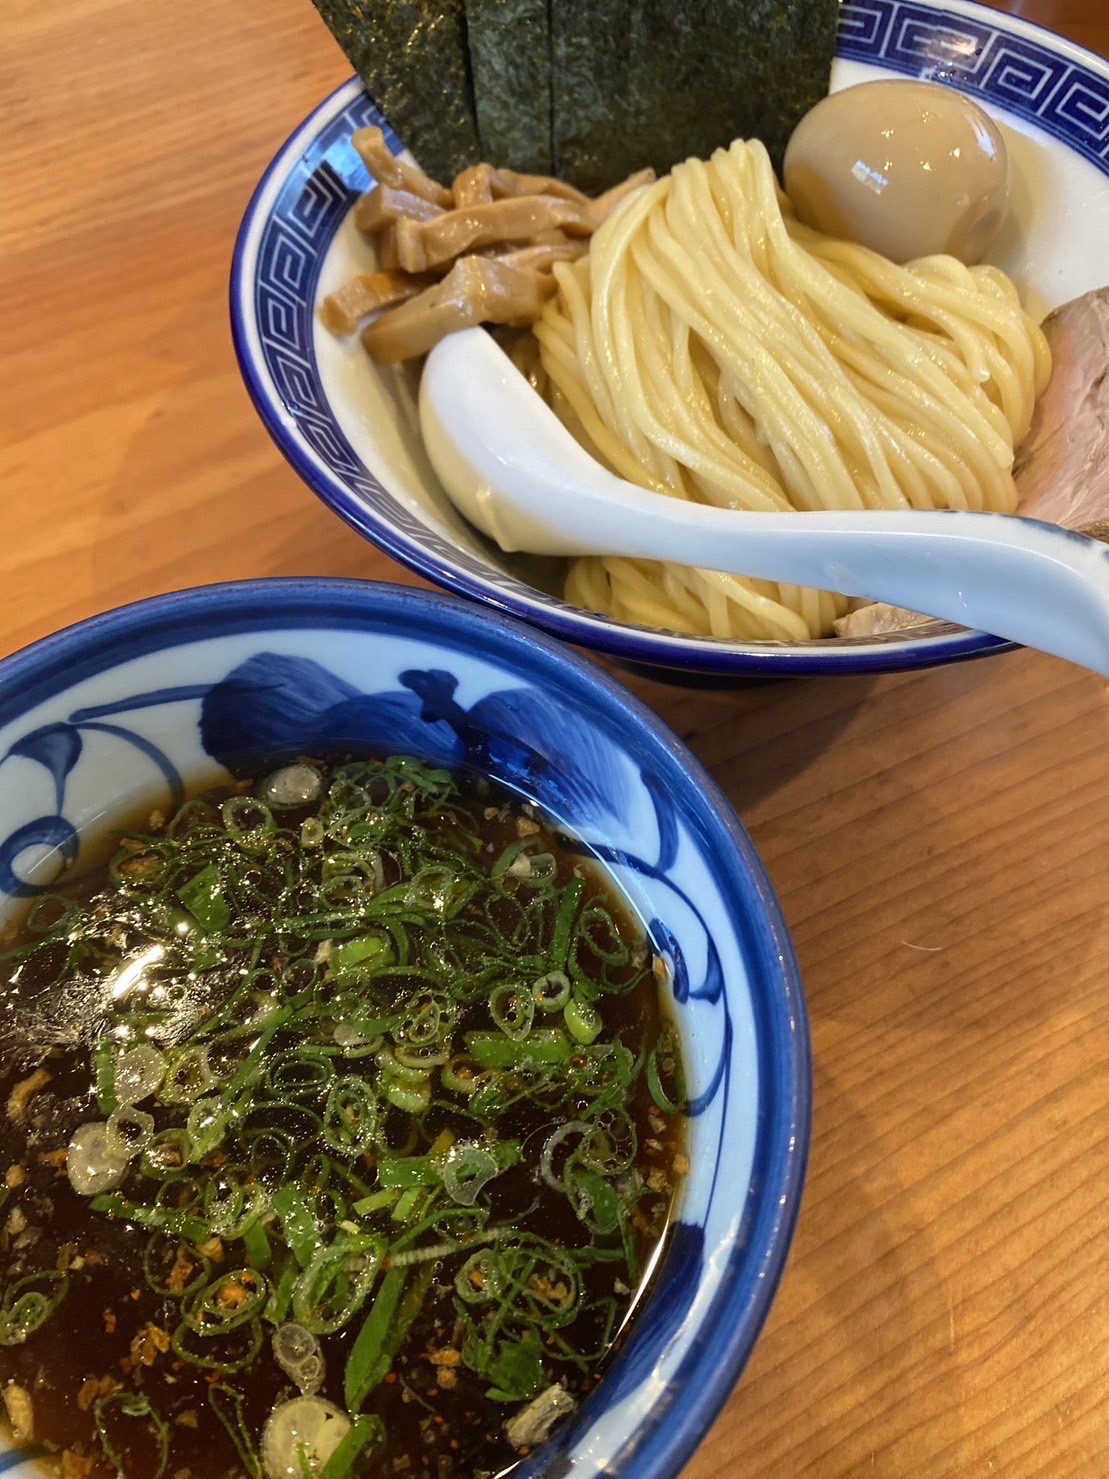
232 0 1109 682
0 578 807 1478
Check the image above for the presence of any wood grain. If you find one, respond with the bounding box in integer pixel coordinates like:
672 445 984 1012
1 2 1107 1476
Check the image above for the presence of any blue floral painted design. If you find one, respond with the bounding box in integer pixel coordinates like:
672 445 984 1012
0 710 185 897
200 653 623 821
199 653 464 771
0 650 730 1130
0 1449 41 1474
7 724 83 807
0 575 806 1479
0 651 620 893
0 645 755 1477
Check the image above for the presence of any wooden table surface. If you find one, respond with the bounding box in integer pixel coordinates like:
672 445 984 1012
3 1 1107 1475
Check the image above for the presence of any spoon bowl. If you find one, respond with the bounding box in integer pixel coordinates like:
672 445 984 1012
419 328 1109 677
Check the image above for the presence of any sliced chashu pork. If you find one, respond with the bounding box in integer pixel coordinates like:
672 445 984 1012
835 284 1109 639
1013 285 1109 529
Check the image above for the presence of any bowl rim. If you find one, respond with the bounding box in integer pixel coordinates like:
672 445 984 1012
0 576 811 1477
226 13 1043 678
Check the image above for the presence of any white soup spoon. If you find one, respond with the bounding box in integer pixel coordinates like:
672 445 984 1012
419 327 1109 676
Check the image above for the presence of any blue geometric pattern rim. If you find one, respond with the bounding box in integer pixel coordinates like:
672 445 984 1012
839 0 1109 171
231 0 1108 677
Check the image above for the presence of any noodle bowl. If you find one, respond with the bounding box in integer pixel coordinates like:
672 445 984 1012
533 139 1051 641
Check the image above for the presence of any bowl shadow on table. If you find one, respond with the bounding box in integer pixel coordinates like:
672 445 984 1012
681 646 1108 1469
615 662 883 809
629 640 1105 1019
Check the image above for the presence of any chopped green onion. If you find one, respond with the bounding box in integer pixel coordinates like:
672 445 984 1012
564 995 603 1045
345 1260 436 1412
94 1392 170 1479
382 1076 431 1114
0 1270 68 1346
568 1168 622 1234
465 1029 572 1067
490 983 535 1040
377 1155 441 1190
331 933 393 978
0 754 685 1475
208 1382 262 1479
272 1185 321 1270
291 1233 384 1335
318 1414 385 1479
242 1217 272 1271
93 1040 118 1114
647 1029 687 1114
440 1055 491 1096
440 1146 499 1205
185 1268 269 1335
178 863 232 934
533 970 571 1012
352 1189 399 1216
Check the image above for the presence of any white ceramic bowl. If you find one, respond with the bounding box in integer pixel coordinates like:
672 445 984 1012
231 0 1109 682
0 578 808 1477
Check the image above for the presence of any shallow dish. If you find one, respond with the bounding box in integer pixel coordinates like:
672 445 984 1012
0 578 807 1477
231 0 1109 682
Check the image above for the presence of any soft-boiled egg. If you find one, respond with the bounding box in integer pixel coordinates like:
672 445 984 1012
782 79 1010 264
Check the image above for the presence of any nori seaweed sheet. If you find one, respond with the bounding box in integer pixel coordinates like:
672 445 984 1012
550 0 840 191
311 0 480 182
312 0 838 193
465 0 553 174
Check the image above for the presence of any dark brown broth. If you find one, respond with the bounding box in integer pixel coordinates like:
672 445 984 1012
0 757 685 1479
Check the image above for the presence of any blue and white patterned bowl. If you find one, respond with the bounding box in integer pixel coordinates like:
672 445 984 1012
0 578 808 1477
231 0 1109 681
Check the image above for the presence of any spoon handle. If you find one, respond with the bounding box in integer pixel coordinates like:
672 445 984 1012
421 329 1109 675
664 504 1109 676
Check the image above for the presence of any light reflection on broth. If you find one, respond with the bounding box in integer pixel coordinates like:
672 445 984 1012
0 755 686 1478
